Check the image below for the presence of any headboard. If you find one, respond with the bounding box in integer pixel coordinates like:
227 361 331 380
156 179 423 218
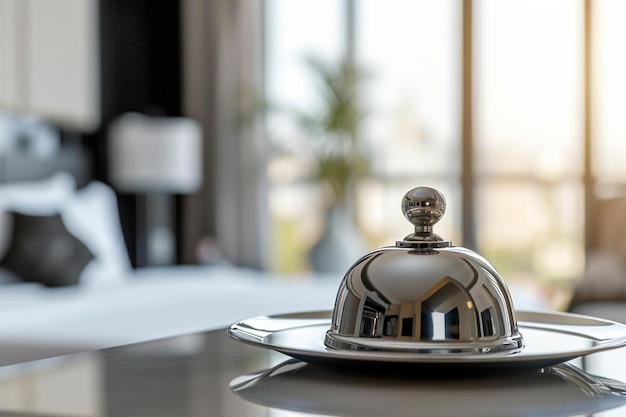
0 113 92 187
0 145 91 188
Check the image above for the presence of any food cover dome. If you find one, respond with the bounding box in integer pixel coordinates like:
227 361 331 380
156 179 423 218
325 186 523 354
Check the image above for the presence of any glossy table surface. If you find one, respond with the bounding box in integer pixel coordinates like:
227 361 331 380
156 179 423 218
1 321 626 417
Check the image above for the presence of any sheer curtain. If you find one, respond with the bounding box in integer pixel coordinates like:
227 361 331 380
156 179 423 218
181 0 267 268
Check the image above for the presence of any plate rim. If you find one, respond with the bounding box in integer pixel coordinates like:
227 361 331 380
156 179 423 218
228 310 626 367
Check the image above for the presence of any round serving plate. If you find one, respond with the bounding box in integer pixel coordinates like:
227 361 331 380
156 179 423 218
228 310 626 371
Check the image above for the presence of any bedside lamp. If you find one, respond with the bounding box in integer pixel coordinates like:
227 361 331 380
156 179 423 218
108 113 202 266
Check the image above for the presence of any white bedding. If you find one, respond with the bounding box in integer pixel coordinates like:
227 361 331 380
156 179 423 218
0 264 547 368
0 265 342 366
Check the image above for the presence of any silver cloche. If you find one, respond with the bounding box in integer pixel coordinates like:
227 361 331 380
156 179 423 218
325 186 524 354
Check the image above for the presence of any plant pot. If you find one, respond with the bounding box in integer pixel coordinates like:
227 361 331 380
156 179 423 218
309 205 365 275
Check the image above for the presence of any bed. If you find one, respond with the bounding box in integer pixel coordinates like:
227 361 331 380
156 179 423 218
0 162 347 366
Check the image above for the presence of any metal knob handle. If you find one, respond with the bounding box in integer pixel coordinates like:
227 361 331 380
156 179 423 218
397 186 450 246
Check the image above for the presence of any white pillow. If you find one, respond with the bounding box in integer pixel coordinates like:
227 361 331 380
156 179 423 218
0 173 132 287
61 181 132 288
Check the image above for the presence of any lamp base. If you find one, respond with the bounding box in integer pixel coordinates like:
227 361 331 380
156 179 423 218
138 193 176 266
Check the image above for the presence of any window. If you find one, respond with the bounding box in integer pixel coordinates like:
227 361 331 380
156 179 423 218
474 0 585 307
593 0 626 187
264 1 618 309
265 0 460 274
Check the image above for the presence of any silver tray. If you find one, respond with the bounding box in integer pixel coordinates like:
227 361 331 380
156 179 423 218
228 310 626 370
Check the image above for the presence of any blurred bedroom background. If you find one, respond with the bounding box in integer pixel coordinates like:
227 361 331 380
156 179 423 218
0 0 625 310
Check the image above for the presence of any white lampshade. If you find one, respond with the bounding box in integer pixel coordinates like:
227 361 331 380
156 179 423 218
108 113 202 193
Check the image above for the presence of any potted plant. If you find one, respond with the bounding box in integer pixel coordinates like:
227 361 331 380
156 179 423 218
295 56 369 210
292 56 371 273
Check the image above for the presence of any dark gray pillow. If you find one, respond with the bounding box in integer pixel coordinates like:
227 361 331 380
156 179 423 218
0 212 94 287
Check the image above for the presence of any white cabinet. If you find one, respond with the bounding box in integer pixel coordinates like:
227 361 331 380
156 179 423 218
0 0 100 132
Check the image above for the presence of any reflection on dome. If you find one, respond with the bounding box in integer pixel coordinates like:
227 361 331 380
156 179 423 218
326 247 523 353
